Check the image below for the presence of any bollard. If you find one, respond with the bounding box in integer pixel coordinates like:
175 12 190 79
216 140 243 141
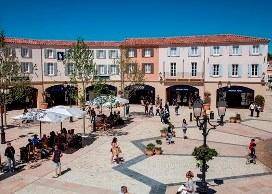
210 111 214 120
190 112 193 121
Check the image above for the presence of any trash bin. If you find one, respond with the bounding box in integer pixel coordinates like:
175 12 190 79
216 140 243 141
20 147 28 163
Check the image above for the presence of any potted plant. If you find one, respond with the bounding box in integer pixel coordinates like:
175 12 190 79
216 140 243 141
154 147 162 155
255 95 265 111
236 114 241 123
160 127 167 137
203 91 211 111
40 92 48 109
156 139 162 145
145 143 155 156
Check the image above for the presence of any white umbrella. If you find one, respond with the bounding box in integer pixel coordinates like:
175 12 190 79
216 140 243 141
47 105 86 118
115 97 129 105
12 109 69 137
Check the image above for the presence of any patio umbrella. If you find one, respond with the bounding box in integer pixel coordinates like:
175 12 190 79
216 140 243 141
12 109 69 138
47 105 86 118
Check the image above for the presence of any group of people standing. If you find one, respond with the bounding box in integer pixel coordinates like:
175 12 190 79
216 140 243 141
249 102 262 117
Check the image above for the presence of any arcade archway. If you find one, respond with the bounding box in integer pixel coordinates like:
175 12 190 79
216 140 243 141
166 85 199 106
86 84 117 101
217 86 254 108
124 84 155 104
45 84 78 107
7 86 38 110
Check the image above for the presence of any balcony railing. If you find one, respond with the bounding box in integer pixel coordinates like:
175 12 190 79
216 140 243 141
164 72 204 80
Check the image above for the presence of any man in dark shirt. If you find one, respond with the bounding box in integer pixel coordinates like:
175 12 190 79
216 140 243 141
90 108 96 123
52 145 62 178
5 142 16 172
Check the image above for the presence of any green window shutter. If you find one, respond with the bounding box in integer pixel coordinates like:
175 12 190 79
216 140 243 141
44 63 48 76
29 49 32 58
29 63 34 74
44 49 48 58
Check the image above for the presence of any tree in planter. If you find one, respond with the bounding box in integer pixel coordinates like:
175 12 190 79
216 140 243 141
115 48 145 100
0 30 31 143
255 95 265 108
65 39 95 134
93 78 115 113
192 145 218 192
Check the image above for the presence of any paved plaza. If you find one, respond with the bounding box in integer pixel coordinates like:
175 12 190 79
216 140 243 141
1 93 272 194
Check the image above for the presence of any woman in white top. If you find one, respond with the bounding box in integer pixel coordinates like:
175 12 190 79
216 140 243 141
177 171 195 194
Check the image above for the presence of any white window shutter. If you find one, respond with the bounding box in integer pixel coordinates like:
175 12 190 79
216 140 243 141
228 64 232 77
249 46 253 56
219 46 223 56
176 47 180 57
248 64 251 77
238 64 242 77
209 64 213 76
257 64 262 77
219 64 223 77
54 63 58 76
53 49 56 59
210 47 213 56
229 46 233 56
167 48 171 57
188 47 192 57
259 45 263 55
198 47 201 56
238 46 242 55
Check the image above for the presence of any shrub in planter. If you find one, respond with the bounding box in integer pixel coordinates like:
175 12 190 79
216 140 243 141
145 143 155 156
154 147 162 155
255 95 265 108
156 139 162 145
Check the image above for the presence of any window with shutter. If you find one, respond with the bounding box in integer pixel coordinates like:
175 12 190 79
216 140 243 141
170 63 176 76
191 62 197 76
47 63 54 76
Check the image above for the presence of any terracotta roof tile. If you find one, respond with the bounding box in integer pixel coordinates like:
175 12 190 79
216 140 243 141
4 37 120 47
121 34 270 47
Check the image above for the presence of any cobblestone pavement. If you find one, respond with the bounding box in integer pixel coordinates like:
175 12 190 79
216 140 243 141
1 93 272 194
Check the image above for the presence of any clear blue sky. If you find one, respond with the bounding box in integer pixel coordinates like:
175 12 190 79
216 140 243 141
0 0 271 52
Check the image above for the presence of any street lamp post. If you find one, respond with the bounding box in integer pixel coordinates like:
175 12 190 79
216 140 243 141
1 88 9 144
192 97 227 193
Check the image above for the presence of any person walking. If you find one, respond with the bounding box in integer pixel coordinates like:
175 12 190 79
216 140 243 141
90 108 96 123
120 186 130 194
52 145 62 178
177 171 195 194
175 105 179 115
182 119 188 139
111 137 122 163
149 105 154 116
144 102 149 115
5 142 16 172
255 104 261 117
249 102 255 117
165 101 169 114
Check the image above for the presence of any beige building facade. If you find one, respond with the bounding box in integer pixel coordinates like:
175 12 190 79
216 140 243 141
4 34 270 109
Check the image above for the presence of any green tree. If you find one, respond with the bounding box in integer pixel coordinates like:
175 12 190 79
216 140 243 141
116 48 145 99
65 39 95 134
0 30 30 143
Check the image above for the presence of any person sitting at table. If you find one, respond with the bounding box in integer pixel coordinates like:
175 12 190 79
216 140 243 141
32 134 41 148
26 139 35 162
41 134 49 149
48 131 56 148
